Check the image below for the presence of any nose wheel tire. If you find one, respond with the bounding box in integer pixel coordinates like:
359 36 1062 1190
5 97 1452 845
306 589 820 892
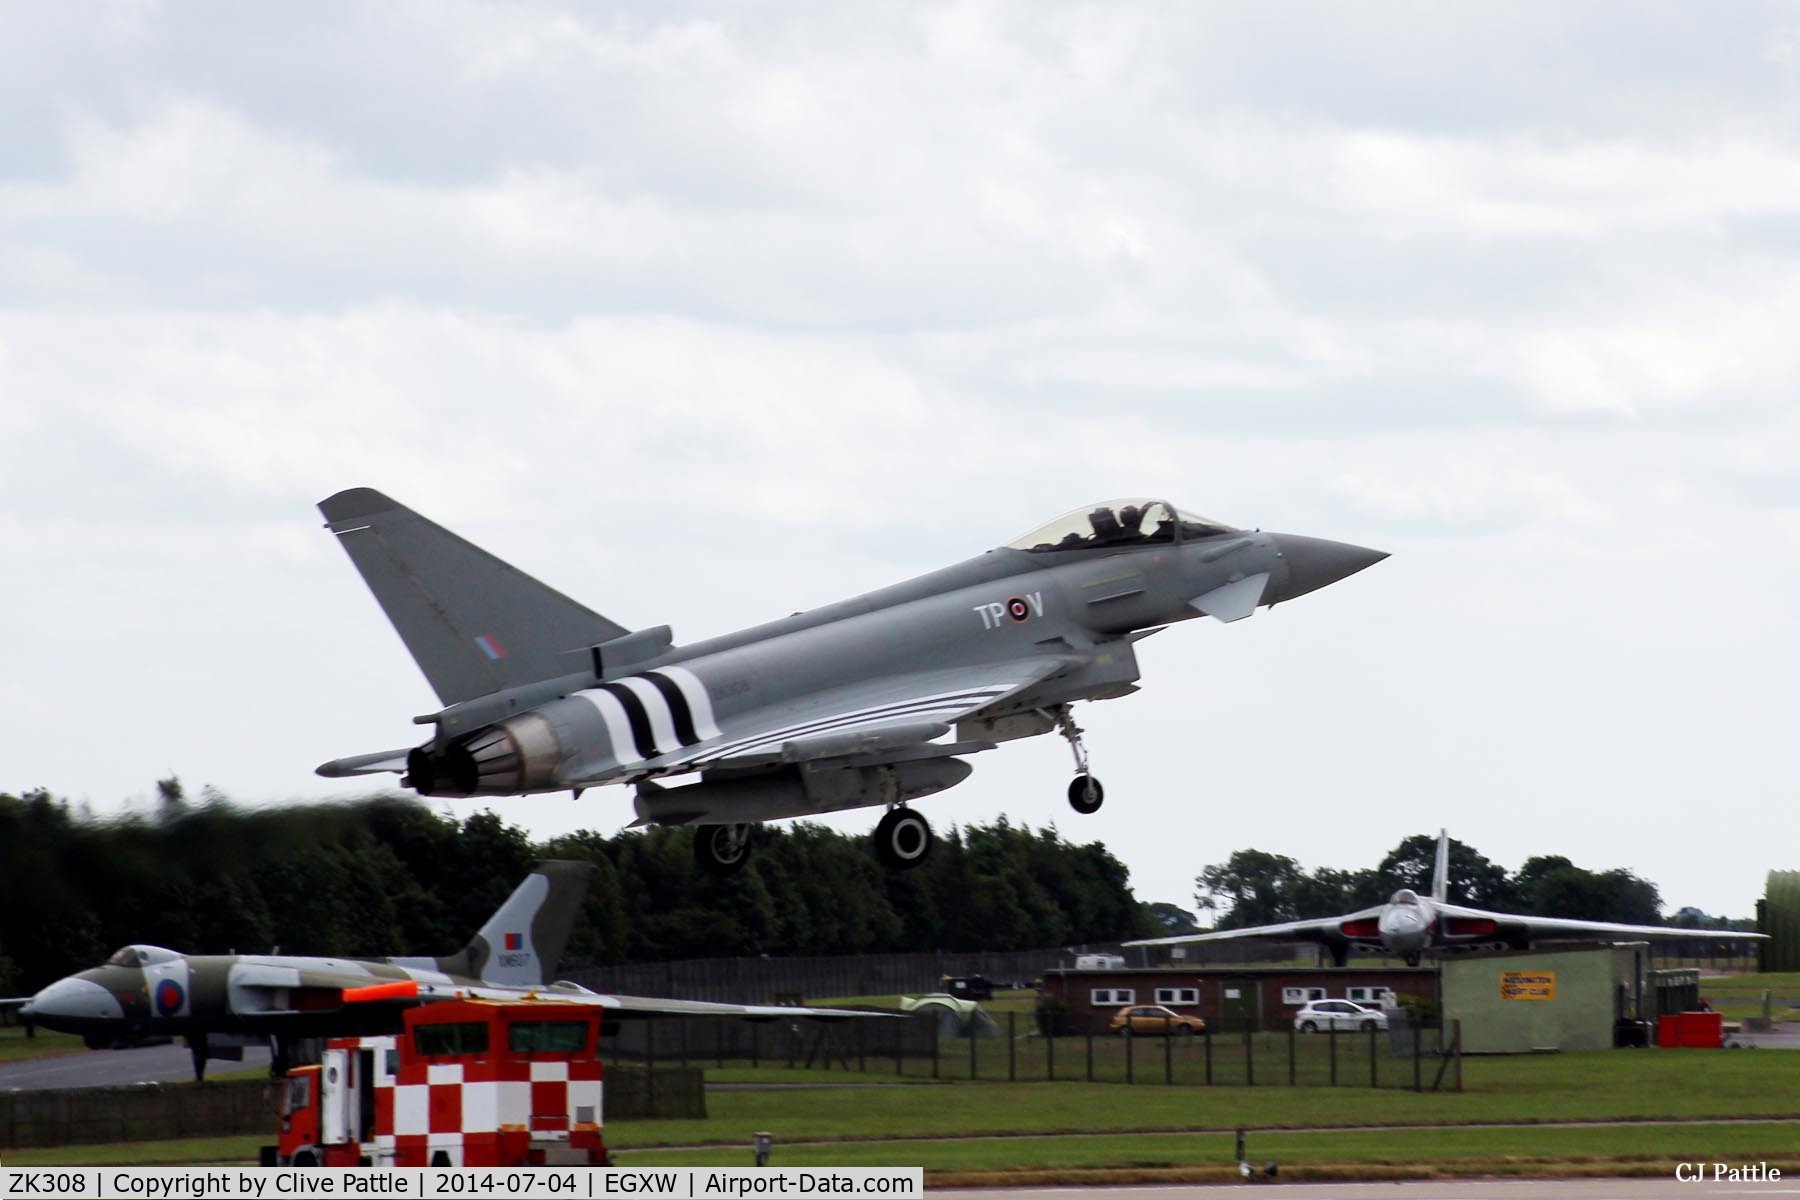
1067 774 1104 814
694 823 755 875
873 808 933 870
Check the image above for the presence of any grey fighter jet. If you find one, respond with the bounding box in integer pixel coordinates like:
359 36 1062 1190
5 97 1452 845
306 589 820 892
1125 832 1769 966
316 491 1386 874
21 861 877 1080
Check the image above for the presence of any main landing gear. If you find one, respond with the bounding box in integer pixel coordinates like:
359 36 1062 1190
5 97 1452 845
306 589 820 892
693 823 755 875
873 807 933 871
188 1034 208 1083
1052 705 1104 815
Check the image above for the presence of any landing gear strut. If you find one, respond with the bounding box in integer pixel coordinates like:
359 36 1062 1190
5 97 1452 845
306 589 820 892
873 807 933 870
1052 706 1104 814
694 823 755 875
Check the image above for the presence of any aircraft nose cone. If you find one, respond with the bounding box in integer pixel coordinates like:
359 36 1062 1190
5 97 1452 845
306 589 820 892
25 976 124 1028
1266 534 1388 605
1379 908 1427 950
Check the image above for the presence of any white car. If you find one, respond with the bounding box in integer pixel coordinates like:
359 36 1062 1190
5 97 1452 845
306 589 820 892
1293 999 1389 1033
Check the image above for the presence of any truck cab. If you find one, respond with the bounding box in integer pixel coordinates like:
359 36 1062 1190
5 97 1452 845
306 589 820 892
274 998 609 1168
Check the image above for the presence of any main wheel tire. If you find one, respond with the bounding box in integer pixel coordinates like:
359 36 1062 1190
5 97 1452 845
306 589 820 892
1067 774 1104 814
290 1149 320 1167
1177 1026 1196 1037
1362 1020 1378 1031
1299 1020 1318 1034
694 823 754 875
873 808 933 870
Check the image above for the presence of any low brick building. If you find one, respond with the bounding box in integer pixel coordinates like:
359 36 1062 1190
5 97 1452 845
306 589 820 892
1040 965 1437 1033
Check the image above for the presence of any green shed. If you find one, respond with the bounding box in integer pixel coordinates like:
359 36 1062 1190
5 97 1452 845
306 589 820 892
1442 944 1649 1053
1761 871 1800 972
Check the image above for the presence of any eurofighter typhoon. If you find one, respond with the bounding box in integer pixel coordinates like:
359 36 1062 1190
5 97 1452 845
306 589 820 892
316 491 1385 873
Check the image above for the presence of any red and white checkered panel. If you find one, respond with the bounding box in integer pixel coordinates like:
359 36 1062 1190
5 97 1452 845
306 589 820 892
371 1053 604 1167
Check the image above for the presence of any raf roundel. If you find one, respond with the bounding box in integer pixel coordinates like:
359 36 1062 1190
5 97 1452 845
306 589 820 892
1005 597 1031 623
154 978 184 1016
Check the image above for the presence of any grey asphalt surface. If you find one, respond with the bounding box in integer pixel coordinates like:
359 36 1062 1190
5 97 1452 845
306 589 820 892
930 1180 1798 1200
1729 1027 1800 1049
0 1043 271 1091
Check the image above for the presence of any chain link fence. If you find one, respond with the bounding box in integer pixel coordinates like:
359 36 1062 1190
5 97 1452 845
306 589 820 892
609 1010 1462 1092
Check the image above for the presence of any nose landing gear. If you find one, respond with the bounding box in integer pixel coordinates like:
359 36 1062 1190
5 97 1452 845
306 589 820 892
1067 775 1104 814
1052 706 1104 814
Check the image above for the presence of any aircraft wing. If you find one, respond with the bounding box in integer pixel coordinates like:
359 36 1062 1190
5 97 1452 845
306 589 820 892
225 965 887 1022
587 656 1078 783
1435 903 1769 943
1125 907 1388 948
460 983 892 1021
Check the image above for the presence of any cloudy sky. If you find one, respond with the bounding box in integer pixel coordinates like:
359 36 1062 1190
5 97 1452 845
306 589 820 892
3 2 1795 919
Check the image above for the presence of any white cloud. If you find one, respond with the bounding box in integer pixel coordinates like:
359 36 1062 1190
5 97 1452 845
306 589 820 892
1 2 1796 918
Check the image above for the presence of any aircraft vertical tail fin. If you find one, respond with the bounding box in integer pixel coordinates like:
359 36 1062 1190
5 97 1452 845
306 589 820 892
444 861 595 988
1431 829 1450 903
319 488 629 706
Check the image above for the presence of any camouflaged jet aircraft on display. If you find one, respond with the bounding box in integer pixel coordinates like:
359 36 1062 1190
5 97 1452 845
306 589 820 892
1124 832 1769 966
19 862 877 1080
316 490 1387 874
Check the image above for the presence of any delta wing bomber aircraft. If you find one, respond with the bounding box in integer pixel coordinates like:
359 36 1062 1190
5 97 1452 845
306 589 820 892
316 490 1386 874
19 862 879 1080
1125 832 1769 966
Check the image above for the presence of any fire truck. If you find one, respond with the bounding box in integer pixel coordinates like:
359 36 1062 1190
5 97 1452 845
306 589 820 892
271 997 611 1167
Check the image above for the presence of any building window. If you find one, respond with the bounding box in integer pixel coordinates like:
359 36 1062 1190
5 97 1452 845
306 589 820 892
1347 986 1392 1004
1154 987 1198 1006
1090 988 1135 1006
1282 986 1326 1005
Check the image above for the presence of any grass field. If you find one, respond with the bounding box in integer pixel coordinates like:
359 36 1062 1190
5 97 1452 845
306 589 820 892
7 974 1797 1181
622 1121 1800 1172
601 1050 1800 1152
10 1043 1800 1177
14 1112 1800 1180
0 1022 84 1063
1700 972 1800 1022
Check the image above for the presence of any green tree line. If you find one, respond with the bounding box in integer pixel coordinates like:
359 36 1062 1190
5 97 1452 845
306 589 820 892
0 783 1154 994
1183 832 1754 932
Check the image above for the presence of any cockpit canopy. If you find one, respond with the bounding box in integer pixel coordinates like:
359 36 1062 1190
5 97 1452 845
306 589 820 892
105 945 182 968
1389 889 1421 906
1006 499 1237 553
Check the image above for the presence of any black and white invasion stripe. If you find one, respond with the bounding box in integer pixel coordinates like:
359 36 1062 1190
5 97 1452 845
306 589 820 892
575 665 721 767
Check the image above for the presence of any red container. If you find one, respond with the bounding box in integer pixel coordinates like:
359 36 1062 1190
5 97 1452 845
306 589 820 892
1657 1012 1722 1048
1679 1011 1723 1048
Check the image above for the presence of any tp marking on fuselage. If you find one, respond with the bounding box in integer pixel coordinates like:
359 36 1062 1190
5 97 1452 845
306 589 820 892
973 591 1044 630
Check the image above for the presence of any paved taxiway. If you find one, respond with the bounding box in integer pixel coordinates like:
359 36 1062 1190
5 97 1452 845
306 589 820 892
932 1180 1798 1200
0 1043 271 1090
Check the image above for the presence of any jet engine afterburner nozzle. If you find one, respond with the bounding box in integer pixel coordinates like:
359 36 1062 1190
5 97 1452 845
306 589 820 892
405 746 442 795
421 712 566 797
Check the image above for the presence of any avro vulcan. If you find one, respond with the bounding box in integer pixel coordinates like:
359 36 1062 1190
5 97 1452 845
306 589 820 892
1126 832 1769 965
19 862 878 1079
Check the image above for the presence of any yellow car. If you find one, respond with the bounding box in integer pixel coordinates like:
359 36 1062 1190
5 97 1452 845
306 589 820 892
1109 1004 1207 1036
